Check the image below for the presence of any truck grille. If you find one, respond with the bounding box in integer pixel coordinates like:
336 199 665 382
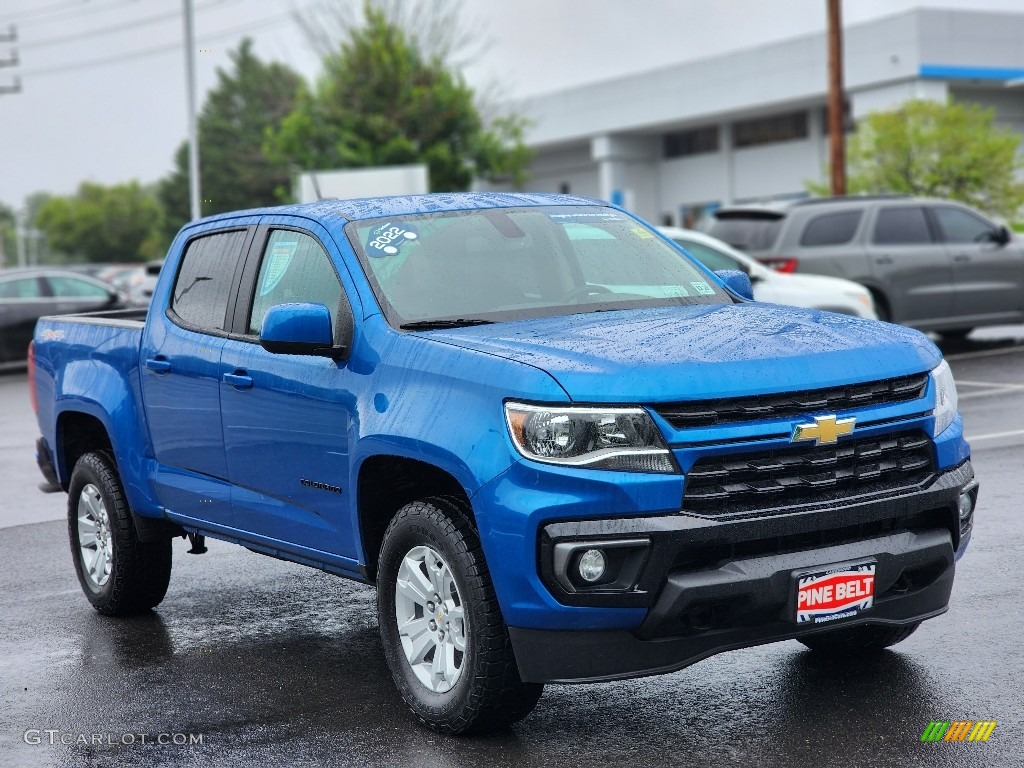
655 373 928 429
683 430 934 516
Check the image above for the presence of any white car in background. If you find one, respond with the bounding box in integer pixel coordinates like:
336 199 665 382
659 226 877 319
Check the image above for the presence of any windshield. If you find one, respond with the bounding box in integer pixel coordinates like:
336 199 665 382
348 206 731 327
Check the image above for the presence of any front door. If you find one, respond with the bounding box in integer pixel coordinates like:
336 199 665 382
220 220 359 560
930 205 1024 322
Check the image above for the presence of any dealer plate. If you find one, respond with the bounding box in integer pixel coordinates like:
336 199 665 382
795 561 876 625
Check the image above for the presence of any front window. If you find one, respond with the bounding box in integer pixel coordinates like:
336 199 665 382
348 206 730 328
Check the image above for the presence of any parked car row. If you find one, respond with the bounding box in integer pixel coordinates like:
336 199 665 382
705 195 1023 338
658 227 877 319
0 268 131 366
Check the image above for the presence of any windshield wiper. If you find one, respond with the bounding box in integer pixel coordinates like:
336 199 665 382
399 318 495 330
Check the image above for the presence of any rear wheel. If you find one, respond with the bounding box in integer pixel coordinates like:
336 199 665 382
377 496 543 734
68 451 172 615
798 621 921 654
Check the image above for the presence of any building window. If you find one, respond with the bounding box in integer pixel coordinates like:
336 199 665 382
733 111 808 148
664 126 719 158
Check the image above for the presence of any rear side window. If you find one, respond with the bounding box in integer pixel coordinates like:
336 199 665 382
799 210 862 246
0 277 42 299
248 230 344 336
707 216 783 251
171 230 247 331
872 208 933 245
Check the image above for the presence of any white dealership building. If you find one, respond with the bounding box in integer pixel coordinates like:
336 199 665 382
493 8 1024 227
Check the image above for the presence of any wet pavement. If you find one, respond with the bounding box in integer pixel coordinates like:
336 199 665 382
2 327 1023 767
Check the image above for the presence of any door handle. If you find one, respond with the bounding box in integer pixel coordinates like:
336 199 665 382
953 253 971 263
223 371 253 389
874 255 893 265
144 357 171 373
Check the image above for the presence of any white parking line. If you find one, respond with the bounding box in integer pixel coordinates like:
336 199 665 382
946 346 1024 361
966 429 1024 442
956 379 1024 389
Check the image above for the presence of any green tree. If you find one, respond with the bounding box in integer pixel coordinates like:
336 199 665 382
0 201 15 267
819 99 1024 219
35 181 160 263
159 39 303 237
266 1 531 191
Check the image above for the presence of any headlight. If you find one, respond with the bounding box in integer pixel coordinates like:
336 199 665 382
504 403 678 473
930 359 958 436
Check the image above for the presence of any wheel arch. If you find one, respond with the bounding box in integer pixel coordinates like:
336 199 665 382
356 454 473 581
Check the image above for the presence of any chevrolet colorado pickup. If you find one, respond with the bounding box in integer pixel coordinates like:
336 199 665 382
31 193 977 734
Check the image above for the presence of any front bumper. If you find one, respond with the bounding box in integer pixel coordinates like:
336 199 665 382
509 460 975 683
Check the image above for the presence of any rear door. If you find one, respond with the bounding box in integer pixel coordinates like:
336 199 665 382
139 225 255 526
929 205 1024 322
219 217 361 561
868 205 954 325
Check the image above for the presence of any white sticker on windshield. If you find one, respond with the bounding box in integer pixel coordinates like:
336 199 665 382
366 222 419 257
690 280 716 296
260 241 297 296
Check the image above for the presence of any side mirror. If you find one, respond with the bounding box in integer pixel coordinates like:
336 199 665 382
714 269 754 301
993 225 1012 246
259 303 346 358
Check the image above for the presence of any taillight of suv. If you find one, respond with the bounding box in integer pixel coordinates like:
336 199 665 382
758 257 799 273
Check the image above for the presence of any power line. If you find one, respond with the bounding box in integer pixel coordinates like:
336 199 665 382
1 0 139 26
18 0 240 51
18 11 298 79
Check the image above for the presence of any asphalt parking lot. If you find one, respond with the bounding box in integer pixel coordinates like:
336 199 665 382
2 327 1023 767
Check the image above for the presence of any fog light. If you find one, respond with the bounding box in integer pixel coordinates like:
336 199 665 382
578 549 607 583
958 491 974 522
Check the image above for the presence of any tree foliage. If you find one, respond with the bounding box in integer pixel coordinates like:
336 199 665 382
159 39 303 237
35 181 161 263
267 2 531 191
831 99 1024 219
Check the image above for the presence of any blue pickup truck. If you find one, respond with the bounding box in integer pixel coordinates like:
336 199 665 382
31 193 976 734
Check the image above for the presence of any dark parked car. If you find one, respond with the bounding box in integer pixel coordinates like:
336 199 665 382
0 268 128 367
706 196 1023 338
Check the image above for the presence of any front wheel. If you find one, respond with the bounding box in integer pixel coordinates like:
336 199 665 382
377 497 543 734
68 451 172 615
797 621 921 654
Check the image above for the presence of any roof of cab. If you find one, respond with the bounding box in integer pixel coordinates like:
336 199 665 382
198 192 604 226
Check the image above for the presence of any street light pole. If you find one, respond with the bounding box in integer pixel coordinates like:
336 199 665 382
183 0 201 220
827 0 846 196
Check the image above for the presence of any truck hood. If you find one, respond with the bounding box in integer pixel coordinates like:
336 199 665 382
420 304 941 402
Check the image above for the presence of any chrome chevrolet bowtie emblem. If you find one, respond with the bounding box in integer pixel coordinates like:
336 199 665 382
792 414 856 445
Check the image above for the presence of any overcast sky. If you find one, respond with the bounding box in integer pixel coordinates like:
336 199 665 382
1 0 1023 210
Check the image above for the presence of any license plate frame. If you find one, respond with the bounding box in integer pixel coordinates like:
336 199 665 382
794 560 876 625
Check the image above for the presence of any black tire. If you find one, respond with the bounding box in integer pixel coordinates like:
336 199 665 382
377 496 543 734
798 621 921 654
68 451 172 616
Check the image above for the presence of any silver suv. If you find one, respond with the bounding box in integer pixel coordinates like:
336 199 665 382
707 196 1023 338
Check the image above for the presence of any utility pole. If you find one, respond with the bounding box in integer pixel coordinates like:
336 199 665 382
182 0 201 220
0 25 20 95
827 0 846 196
